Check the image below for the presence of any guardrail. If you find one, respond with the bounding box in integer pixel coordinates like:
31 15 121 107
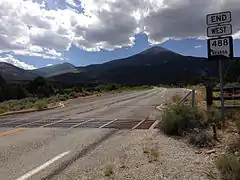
179 89 195 107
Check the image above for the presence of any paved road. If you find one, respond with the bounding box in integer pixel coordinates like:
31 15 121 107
0 87 181 180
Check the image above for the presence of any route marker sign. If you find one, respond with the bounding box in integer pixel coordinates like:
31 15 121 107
207 36 233 60
206 11 234 126
207 11 231 25
207 24 232 37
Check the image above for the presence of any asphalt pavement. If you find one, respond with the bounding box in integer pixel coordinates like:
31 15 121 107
0 87 181 180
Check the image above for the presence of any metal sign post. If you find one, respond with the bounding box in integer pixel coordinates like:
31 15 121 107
206 11 234 126
219 59 225 125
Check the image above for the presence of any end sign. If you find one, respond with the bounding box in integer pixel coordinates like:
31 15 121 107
206 11 231 25
206 11 233 60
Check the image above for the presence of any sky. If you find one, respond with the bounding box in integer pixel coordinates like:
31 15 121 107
0 0 240 69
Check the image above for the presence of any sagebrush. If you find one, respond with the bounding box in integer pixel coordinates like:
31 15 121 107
216 154 240 180
159 103 203 135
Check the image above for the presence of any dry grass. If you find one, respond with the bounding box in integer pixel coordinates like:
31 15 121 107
143 147 160 162
103 164 114 176
216 153 240 180
186 86 205 106
171 94 182 104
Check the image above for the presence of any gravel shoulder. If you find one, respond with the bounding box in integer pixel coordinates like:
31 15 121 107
51 129 219 180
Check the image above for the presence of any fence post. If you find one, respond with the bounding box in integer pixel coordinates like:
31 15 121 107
192 89 195 107
206 86 213 107
206 86 217 140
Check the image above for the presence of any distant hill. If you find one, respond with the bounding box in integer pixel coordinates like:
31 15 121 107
0 62 37 81
48 46 221 85
1 47 237 85
31 62 77 77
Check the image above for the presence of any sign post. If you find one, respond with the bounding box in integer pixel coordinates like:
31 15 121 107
219 59 225 125
206 11 234 126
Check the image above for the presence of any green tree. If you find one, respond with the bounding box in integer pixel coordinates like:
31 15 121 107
12 84 28 99
0 75 6 101
225 59 240 83
27 77 54 98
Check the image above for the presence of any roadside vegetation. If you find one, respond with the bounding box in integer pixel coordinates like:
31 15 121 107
0 75 153 114
143 147 160 162
158 82 240 179
103 164 114 176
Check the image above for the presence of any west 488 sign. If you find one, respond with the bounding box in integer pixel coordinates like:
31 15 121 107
207 36 233 60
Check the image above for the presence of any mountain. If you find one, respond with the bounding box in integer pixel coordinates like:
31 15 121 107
1 46 236 85
31 62 77 77
0 62 37 81
48 46 221 85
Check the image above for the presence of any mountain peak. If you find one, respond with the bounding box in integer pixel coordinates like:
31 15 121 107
140 46 177 56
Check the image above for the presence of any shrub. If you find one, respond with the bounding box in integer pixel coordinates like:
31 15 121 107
226 110 240 121
189 131 213 148
103 164 114 176
236 120 240 134
56 94 68 101
0 108 6 114
159 104 203 135
208 107 222 126
34 100 47 110
216 154 240 180
143 147 160 162
227 137 240 153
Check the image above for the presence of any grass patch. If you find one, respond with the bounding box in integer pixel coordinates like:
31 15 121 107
227 137 240 154
0 108 6 114
216 153 240 180
34 100 48 110
103 164 114 176
159 103 203 136
143 147 160 162
171 94 182 103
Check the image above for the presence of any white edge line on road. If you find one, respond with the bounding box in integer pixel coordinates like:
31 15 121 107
16 151 70 180
70 118 95 129
99 119 118 128
132 119 145 130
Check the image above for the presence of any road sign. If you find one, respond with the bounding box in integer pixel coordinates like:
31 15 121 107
206 11 233 127
207 36 233 60
207 24 232 37
206 11 231 25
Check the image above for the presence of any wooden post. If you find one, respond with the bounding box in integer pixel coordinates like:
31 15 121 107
206 85 217 140
192 89 195 107
206 86 213 107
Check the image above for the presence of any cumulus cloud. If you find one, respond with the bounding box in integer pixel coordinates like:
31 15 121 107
0 54 36 70
0 0 240 54
12 47 64 60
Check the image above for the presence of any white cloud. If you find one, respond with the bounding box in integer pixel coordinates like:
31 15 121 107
66 0 78 7
12 47 64 60
0 54 36 70
194 45 203 49
0 0 240 54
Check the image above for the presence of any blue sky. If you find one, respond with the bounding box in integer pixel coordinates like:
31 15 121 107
19 34 240 68
0 0 240 69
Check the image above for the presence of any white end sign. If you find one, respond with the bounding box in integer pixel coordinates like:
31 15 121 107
207 11 231 25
